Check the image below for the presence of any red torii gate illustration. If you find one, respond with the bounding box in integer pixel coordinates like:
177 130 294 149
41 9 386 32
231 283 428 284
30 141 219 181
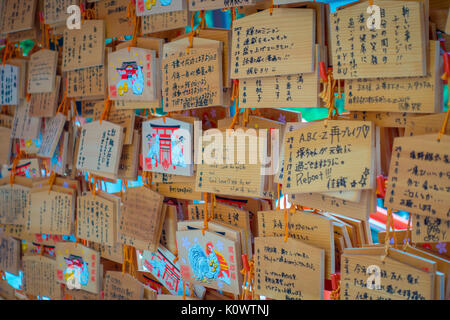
150 123 180 171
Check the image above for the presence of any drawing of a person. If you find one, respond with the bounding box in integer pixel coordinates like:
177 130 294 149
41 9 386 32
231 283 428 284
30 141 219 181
171 136 186 168
146 134 160 169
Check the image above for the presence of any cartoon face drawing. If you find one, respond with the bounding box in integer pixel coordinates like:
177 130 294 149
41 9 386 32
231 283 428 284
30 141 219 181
115 61 144 96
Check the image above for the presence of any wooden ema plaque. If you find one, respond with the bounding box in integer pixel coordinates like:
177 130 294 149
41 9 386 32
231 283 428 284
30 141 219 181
0 233 21 275
136 0 186 16
76 121 124 176
55 243 101 294
239 44 323 108
119 186 165 252
27 49 58 94
92 102 136 145
43 0 80 26
0 0 37 33
25 187 75 235
162 47 223 112
331 0 426 79
345 40 442 113
189 0 255 11
254 236 324 300
405 113 450 137
96 0 133 39
108 47 157 102
341 248 435 300
141 9 189 35
0 65 19 106
37 113 66 159
62 20 105 72
385 135 450 220
76 193 117 246
195 129 267 198
104 271 144 300
22 255 62 300
0 183 30 225
231 8 315 78
257 210 334 279
142 117 193 176
67 65 106 99
11 100 42 140
176 229 242 295
188 203 252 259
290 189 376 222
282 120 375 194
29 76 61 118
345 111 425 128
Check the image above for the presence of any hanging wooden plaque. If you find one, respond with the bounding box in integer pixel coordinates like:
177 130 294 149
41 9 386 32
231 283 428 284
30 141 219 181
142 117 193 176
136 0 186 16
96 0 133 39
257 210 334 278
67 65 106 99
254 236 325 300
0 233 21 275
43 0 80 26
290 189 376 221
405 113 450 137
22 255 62 300
239 44 322 108
385 135 450 220
341 248 435 300
141 9 189 35
345 41 442 113
119 186 165 252
27 49 58 94
162 47 223 112
176 229 242 295
76 121 124 176
11 100 42 140
55 243 101 294
330 0 426 79
104 271 144 300
0 0 37 33
189 0 255 12
62 20 105 71
108 47 157 101
25 187 75 235
37 113 66 159
29 76 61 118
282 120 375 193
195 129 267 198
76 193 117 246
231 8 315 78
0 65 19 106
0 183 30 225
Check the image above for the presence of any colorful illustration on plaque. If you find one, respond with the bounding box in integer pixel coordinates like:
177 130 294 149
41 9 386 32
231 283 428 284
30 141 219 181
136 246 205 298
63 254 89 289
115 61 144 96
177 230 240 294
187 242 231 285
136 0 184 16
108 47 156 101
142 118 193 176
146 0 156 9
